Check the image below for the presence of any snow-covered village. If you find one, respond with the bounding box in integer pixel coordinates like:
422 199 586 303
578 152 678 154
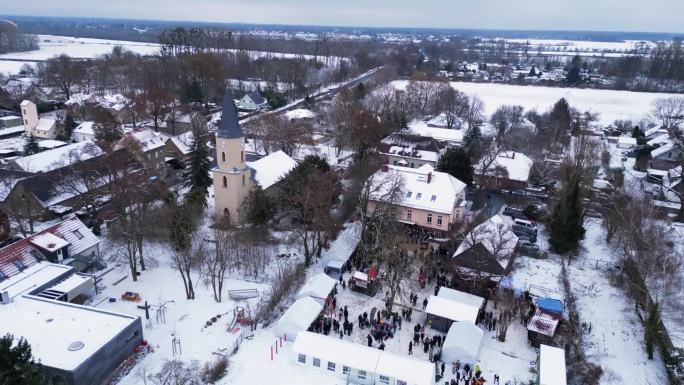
0 3 683 385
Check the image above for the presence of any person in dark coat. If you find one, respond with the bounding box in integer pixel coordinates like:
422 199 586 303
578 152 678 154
434 285 439 296
379 342 385 350
441 362 445 376
423 298 428 309
343 306 349 321
367 334 372 347
408 341 413 355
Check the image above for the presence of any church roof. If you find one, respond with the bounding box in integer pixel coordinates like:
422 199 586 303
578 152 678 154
217 89 244 139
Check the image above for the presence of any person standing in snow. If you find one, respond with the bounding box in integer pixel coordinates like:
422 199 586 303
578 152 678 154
493 374 500 385
367 334 372 347
408 341 413 355
423 297 428 310
441 362 445 376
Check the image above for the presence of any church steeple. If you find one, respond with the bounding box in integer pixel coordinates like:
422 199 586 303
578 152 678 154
217 89 244 139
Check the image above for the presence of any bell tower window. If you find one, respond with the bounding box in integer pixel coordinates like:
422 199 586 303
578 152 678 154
221 152 226 162
222 176 227 188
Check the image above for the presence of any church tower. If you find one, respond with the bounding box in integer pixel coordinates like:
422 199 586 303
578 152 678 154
212 89 251 225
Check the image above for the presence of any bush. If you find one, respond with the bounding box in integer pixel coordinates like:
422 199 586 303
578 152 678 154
201 356 229 384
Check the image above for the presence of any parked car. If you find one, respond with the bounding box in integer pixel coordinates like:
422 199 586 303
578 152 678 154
518 241 540 255
515 231 537 243
503 206 527 220
513 218 538 236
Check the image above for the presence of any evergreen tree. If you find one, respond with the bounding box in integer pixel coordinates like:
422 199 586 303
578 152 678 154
168 203 195 251
353 82 366 101
63 114 77 141
181 80 203 104
463 125 482 158
632 126 644 138
0 334 45 385
437 148 474 185
23 135 39 155
548 176 585 253
566 55 582 84
263 88 287 109
184 118 212 210
243 186 274 225
528 66 537 77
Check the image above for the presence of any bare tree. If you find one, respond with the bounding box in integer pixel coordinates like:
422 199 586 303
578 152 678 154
148 360 201 385
651 96 684 130
171 236 205 300
206 225 236 302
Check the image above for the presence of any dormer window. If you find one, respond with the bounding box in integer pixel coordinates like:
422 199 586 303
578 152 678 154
73 230 84 240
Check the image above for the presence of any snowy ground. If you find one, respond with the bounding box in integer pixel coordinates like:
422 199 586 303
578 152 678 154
391 80 677 126
568 220 668 385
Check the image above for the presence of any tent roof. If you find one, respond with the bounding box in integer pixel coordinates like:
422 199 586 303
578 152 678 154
425 295 479 324
442 321 484 363
296 273 336 301
275 298 322 339
527 310 559 337
437 287 484 309
321 222 361 267
538 298 563 314
539 345 567 385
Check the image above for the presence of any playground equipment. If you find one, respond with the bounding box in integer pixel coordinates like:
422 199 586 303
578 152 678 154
121 292 141 302
228 288 259 300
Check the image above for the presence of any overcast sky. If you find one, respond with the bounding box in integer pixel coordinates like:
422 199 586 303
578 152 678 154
2 0 683 33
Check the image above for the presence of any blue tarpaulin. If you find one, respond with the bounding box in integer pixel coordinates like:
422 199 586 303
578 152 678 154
538 297 563 314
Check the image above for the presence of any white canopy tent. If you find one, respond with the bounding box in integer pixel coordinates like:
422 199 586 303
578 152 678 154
441 321 484 365
296 273 337 305
539 345 567 385
274 297 323 341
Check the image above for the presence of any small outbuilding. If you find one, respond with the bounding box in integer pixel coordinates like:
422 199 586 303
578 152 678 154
425 293 482 333
527 310 560 348
274 297 323 341
441 321 484 365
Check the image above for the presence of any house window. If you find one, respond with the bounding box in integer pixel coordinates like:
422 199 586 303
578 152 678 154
393 161 397 165
397 381 407 385
327 362 336 372
298 354 306 364
72 230 84 240
406 191 412 198
431 195 436 202
379 375 390 384
222 152 226 162
416 193 422 200
437 216 443 226
242 174 245 187
406 210 412 220
222 176 227 188
358 370 366 380
241 151 244 162
410 163 415 168
342 366 351 375
427 213 432 223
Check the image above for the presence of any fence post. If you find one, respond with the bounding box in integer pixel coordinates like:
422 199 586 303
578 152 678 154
275 341 278 354
270 346 273 361
280 337 283 347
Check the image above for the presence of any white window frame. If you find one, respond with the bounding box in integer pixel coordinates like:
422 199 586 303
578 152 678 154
437 215 443 226
379 375 390 384
358 370 366 380
342 366 351 375
406 209 412 220
327 362 336 372
427 213 433 223
313 357 321 367
298 354 306 364
397 380 407 385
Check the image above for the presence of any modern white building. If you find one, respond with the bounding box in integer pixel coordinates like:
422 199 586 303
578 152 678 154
292 331 435 385
72 121 96 142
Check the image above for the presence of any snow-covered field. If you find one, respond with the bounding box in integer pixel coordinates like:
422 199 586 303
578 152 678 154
391 80 677 126
0 35 161 75
500 38 655 52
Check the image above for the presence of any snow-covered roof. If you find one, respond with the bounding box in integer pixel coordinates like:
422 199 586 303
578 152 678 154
539 345 567 385
651 141 676 158
527 310 560 337
644 127 668 137
34 118 57 133
246 150 297 190
437 287 484 309
387 145 439 162
617 136 637 146
29 232 70 252
0 115 20 121
292 331 434 385
476 151 533 182
454 215 519 261
408 120 464 145
296 273 336 302
321 222 361 267
0 295 140 372
369 164 466 215
425 295 479 324
116 128 167 152
442 321 484 365
284 108 315 120
274 297 323 341
647 134 670 147
73 121 95 135
169 131 194 155
37 139 67 149
0 262 71 298
13 141 103 173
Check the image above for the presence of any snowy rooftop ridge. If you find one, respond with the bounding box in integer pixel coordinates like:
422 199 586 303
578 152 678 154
13 141 103 173
246 150 297 190
369 164 466 215
476 151 533 183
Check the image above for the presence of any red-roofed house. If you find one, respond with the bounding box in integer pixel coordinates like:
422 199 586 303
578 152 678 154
0 216 101 280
